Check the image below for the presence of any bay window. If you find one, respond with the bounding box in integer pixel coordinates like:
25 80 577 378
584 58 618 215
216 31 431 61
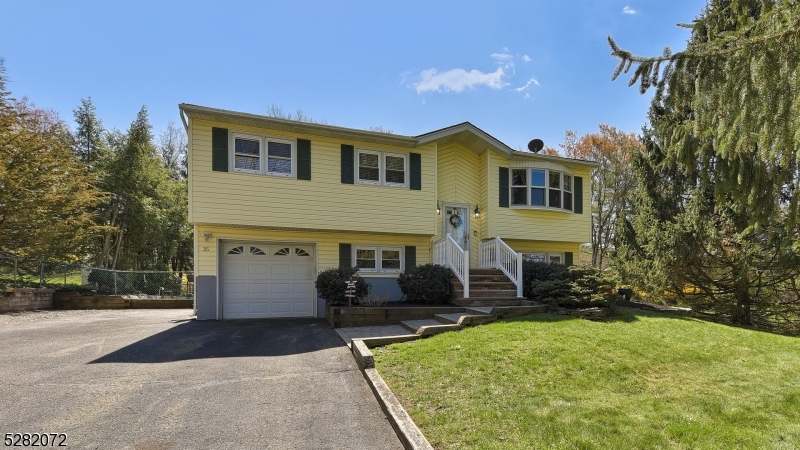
510 168 573 212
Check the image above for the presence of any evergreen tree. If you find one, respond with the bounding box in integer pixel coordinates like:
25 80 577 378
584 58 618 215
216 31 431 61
95 106 192 271
72 97 105 165
610 0 800 329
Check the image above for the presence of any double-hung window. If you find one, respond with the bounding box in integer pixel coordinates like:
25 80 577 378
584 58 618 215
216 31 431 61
511 169 527 206
510 168 573 212
549 171 562 208
563 175 573 210
232 132 295 177
530 169 546 206
357 150 407 188
354 246 403 273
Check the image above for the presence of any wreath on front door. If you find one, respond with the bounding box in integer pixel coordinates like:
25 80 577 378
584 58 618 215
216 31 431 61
449 213 463 228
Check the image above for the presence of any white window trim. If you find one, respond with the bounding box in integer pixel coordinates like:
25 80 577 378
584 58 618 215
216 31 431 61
230 131 296 178
355 149 408 188
231 133 263 174
509 168 573 213
383 152 408 188
353 245 404 273
356 150 382 186
379 246 403 273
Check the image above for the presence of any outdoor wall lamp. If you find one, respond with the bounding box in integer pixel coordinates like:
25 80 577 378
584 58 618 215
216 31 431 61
437 202 441 215
474 204 480 218
201 232 212 241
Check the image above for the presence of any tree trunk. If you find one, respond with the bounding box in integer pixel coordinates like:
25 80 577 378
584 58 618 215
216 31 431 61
732 268 752 325
111 226 124 270
99 198 120 267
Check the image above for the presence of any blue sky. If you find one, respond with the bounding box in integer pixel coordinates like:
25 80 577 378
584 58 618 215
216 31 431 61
2 0 703 151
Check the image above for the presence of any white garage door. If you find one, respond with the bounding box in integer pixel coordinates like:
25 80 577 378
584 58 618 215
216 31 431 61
221 242 315 319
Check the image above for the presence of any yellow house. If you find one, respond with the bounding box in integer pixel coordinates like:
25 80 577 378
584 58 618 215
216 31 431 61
179 104 597 320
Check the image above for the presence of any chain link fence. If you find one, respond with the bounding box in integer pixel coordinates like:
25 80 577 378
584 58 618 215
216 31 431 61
0 255 193 298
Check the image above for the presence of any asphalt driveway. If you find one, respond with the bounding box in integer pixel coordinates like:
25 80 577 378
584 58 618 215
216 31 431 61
0 310 403 450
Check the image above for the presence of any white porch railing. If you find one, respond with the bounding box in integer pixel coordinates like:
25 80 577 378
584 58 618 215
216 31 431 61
478 237 523 297
433 234 469 298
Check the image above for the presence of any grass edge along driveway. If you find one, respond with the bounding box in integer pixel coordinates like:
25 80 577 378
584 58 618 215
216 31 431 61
373 309 800 449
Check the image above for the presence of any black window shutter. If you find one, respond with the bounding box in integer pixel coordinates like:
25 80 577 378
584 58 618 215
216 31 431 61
297 139 311 180
499 167 509 207
565 252 574 266
574 176 583 214
339 243 352 268
409 153 421 190
404 246 416 272
212 127 228 172
341 145 354 184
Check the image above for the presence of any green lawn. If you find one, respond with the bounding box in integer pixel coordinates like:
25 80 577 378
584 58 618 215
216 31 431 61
372 309 800 449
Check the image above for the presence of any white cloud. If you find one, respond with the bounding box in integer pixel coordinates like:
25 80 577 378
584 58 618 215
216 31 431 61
524 93 530 99
413 67 508 94
623 6 637 14
490 52 513 62
515 77 540 92
502 47 509 52
522 55 532 63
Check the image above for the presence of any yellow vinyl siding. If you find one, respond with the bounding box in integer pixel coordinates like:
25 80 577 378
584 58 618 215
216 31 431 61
503 240 582 258
194 225 431 277
487 151 591 243
190 120 436 236
434 143 483 266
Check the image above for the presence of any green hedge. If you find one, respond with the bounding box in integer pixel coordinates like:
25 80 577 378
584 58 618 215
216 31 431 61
315 266 371 305
397 264 452 304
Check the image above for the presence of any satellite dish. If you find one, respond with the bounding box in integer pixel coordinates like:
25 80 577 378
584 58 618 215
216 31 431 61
528 139 544 153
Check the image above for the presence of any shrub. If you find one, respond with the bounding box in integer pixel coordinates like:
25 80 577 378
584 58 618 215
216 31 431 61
397 264 452 304
315 266 370 305
522 261 568 298
526 262 620 309
564 265 620 308
361 293 388 307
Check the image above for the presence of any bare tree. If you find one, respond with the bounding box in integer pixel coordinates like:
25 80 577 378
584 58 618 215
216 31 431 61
157 120 187 179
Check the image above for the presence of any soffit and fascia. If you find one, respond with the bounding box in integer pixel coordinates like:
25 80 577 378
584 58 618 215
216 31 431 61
180 104 419 149
179 104 598 168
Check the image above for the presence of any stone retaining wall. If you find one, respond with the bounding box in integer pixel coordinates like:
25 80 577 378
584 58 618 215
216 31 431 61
53 292 192 310
1 288 55 312
326 305 465 328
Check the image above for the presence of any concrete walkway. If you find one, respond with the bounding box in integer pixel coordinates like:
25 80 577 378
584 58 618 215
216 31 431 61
0 309 402 450
335 325 411 347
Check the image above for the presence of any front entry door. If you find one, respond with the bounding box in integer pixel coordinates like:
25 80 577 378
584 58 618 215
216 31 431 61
444 205 469 250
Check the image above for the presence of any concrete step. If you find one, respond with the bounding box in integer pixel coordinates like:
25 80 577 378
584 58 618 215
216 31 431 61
434 312 497 326
433 313 466 324
400 319 462 336
453 289 518 298
465 306 495 315
400 318 442 333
